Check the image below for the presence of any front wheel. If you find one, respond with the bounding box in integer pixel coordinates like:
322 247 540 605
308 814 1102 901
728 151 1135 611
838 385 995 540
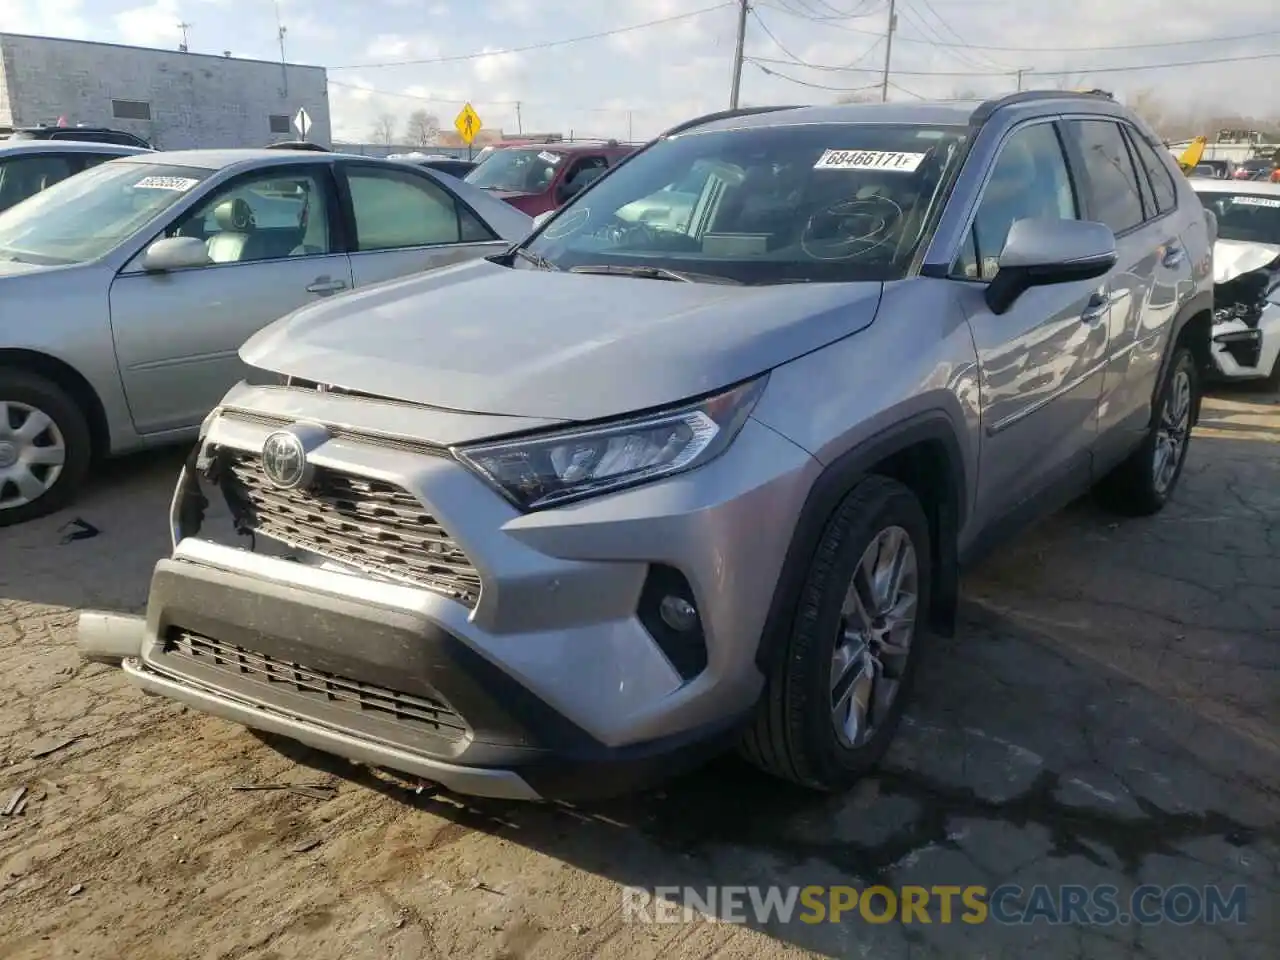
1097 346 1197 516
0 370 92 527
741 475 931 791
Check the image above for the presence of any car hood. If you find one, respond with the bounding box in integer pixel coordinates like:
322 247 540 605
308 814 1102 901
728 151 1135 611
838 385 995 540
242 259 884 421
0 258 54 278
1214 238 1280 284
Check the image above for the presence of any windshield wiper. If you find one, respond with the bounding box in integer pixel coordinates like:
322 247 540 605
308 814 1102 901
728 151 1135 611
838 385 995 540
569 264 742 285
511 245 559 271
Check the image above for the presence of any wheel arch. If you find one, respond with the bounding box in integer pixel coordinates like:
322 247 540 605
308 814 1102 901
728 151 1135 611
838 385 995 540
0 348 111 460
1162 291 1213 426
754 411 968 677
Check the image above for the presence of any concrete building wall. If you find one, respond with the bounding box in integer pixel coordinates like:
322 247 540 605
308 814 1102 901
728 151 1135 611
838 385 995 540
0 33 331 149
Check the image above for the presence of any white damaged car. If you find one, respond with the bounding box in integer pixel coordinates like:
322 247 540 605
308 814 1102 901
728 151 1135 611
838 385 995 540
1192 179 1280 386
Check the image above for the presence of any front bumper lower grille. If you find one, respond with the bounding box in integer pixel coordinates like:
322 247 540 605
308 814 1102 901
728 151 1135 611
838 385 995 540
163 628 468 740
219 449 482 607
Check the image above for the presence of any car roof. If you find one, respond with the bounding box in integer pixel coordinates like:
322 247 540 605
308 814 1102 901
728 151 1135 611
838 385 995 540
1191 178 1280 196
0 139 149 156
493 142 635 155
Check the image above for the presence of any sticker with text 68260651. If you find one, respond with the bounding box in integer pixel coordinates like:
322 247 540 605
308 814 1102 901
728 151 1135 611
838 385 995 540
813 149 926 172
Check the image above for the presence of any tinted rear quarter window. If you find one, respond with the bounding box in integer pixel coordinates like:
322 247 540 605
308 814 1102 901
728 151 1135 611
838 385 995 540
1126 129 1178 214
1066 119 1146 234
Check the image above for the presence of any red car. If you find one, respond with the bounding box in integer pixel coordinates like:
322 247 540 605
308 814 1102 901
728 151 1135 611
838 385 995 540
463 141 636 216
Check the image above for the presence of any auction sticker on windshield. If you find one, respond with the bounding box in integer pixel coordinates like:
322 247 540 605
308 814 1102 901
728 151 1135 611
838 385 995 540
134 176 201 191
538 151 561 164
814 150 926 172
1231 196 1280 208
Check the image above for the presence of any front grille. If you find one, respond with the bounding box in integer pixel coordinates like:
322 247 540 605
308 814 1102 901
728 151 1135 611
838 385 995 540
164 629 467 739
219 450 482 606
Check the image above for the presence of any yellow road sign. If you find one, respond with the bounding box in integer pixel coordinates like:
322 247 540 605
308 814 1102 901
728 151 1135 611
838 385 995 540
454 103 482 145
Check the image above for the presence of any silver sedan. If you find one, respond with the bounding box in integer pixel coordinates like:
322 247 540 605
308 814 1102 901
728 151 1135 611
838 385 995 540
0 149 531 526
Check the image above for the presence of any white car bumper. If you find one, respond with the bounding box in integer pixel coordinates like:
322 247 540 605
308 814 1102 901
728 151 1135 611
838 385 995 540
1210 301 1280 380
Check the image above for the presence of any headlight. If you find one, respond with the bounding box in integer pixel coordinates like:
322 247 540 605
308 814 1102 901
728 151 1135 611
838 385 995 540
456 377 767 510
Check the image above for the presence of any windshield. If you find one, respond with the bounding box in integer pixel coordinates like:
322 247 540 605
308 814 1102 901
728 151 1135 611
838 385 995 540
0 160 213 265
1197 192 1280 245
523 122 968 284
465 148 564 193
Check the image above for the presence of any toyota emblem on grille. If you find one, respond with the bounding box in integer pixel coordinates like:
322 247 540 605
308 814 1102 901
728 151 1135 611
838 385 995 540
261 430 310 489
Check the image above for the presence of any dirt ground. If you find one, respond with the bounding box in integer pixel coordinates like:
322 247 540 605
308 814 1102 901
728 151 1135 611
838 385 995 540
1 388 1277 960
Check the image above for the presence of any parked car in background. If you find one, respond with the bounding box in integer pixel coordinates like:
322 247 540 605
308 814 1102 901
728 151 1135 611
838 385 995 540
464 140 637 215
1192 178 1280 386
1234 157 1277 181
0 149 531 526
388 154 478 179
264 141 332 152
7 125 152 149
80 92 1212 802
1190 158 1237 180
0 140 150 211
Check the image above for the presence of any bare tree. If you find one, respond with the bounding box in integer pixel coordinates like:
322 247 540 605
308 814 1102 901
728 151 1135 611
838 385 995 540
404 109 441 146
1125 88 1168 135
835 91 877 104
369 113 396 145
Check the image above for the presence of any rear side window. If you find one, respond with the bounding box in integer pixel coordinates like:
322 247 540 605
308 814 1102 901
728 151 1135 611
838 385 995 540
1126 129 1178 215
0 154 76 211
1065 120 1145 234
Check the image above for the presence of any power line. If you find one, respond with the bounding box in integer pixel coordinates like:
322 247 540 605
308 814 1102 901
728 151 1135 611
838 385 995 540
761 0 884 22
329 3 734 69
747 48 1280 77
895 2 999 73
327 80 648 114
906 0 1009 70
749 59 884 91
754 15 1280 52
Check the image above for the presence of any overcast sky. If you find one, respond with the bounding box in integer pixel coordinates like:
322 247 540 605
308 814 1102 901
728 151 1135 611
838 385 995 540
2 0 1276 141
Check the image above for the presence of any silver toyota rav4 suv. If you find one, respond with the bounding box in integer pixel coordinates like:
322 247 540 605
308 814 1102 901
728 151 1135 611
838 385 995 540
82 91 1213 801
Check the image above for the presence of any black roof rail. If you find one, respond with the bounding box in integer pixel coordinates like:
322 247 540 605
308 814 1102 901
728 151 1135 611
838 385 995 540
658 104 807 139
970 89 1114 124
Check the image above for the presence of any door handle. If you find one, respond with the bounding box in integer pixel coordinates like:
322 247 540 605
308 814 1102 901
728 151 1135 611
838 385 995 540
1162 245 1185 268
1081 292 1110 324
305 277 347 295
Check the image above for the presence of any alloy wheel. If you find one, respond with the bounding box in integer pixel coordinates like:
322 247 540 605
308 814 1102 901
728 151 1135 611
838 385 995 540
830 525 919 748
1153 368 1192 494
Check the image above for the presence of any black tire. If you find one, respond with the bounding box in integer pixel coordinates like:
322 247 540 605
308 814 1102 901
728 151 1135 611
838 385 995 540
1097 346 1197 517
0 369 92 528
740 475 932 791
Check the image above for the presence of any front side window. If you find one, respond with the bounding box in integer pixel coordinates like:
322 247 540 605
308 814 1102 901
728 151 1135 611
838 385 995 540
1066 120 1146 234
958 123 1077 282
524 122 969 284
346 167 482 250
167 170 332 264
0 160 213 265
465 148 566 193
0 155 76 212
1196 191 1280 245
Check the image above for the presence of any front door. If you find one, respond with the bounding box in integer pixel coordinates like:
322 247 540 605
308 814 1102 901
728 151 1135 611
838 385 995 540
338 162 508 288
954 120 1111 526
109 164 350 435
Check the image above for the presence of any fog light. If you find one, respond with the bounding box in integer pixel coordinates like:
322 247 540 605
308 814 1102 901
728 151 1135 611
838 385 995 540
638 565 708 681
659 595 699 632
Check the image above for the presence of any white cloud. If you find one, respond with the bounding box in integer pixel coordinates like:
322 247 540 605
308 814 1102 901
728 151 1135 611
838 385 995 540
113 0 184 49
473 48 522 84
0 0 90 37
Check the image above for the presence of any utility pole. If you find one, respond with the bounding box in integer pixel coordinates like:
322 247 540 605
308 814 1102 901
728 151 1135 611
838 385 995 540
627 110 633 141
729 0 749 109
1015 68 1033 91
177 21 191 52
879 0 897 103
515 101 523 134
274 1 289 96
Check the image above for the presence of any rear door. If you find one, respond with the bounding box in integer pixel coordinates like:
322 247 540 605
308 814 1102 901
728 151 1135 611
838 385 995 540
337 160 509 288
109 163 351 435
1059 118 1184 465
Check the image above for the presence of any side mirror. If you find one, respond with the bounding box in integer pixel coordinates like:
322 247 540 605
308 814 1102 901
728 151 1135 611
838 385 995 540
141 236 211 272
985 218 1117 315
531 210 554 230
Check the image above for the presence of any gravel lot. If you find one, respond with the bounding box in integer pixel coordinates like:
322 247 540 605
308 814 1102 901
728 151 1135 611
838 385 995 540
1 389 1277 960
